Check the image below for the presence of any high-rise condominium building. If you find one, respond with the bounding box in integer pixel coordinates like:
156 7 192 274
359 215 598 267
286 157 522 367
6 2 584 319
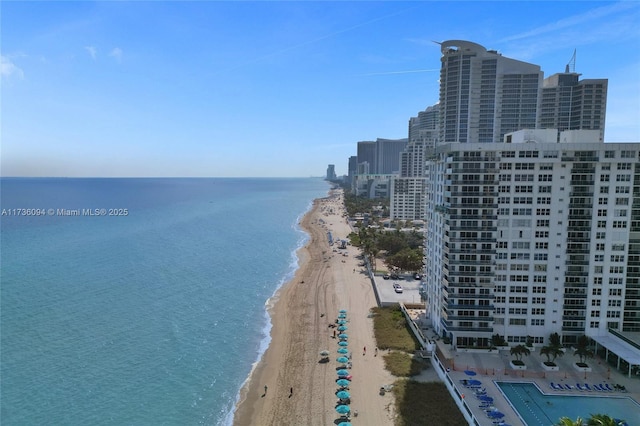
439 40 543 144
424 133 640 350
390 105 439 220
540 72 608 142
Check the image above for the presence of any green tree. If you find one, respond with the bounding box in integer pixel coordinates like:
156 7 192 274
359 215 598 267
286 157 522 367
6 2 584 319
510 344 531 362
574 335 594 364
384 248 423 273
541 332 564 363
491 334 506 347
557 414 626 426
557 417 585 426
540 345 564 363
586 414 627 426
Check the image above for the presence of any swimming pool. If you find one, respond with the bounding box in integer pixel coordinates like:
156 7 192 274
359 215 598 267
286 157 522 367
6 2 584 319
496 382 640 426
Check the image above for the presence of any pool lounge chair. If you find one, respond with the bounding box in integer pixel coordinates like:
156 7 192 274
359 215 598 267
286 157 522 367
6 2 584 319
602 383 613 392
550 382 563 390
563 384 573 390
593 384 605 391
576 383 585 391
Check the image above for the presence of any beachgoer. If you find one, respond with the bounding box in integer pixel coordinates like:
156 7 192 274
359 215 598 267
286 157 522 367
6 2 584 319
290 387 293 396
264 385 268 395
363 346 366 355
374 347 378 356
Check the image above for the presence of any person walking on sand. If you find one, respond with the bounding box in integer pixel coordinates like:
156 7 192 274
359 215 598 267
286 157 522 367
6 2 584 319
363 346 366 356
290 387 293 397
375 347 378 356
264 385 268 395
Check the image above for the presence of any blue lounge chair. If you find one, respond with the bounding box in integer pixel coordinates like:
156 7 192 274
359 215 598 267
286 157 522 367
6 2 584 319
576 383 585 391
603 383 614 392
550 382 562 390
564 384 573 390
593 384 604 391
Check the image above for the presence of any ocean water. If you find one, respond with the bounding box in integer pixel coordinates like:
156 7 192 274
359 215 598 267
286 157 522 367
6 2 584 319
0 177 329 426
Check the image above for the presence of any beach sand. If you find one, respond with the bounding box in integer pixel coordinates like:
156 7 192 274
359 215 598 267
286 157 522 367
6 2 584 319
233 188 396 425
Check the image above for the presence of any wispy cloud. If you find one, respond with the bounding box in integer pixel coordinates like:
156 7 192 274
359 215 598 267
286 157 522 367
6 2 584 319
1 55 24 79
109 47 123 63
501 2 636 42
85 46 97 60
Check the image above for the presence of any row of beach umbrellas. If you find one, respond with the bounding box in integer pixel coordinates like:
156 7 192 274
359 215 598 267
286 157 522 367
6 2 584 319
335 309 352 424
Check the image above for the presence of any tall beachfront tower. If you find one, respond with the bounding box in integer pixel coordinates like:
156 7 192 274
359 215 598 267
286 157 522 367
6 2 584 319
326 164 337 181
540 72 608 142
390 104 439 220
438 40 543 144
424 134 640 350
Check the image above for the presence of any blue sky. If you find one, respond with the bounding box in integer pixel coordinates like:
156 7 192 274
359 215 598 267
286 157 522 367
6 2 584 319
2 1 639 177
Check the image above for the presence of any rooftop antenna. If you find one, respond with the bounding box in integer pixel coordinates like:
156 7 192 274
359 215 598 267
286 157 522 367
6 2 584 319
565 49 576 73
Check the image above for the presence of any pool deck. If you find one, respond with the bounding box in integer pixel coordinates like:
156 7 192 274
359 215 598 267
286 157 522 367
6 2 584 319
424 334 640 426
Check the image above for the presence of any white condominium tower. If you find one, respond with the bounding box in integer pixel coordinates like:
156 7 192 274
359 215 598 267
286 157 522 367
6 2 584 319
424 132 640 348
541 72 608 143
438 40 543 144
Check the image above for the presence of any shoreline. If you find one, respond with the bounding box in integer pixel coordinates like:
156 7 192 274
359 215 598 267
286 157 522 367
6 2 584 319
233 188 396 426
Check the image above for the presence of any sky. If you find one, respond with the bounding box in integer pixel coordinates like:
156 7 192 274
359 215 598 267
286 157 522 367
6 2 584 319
2 1 640 178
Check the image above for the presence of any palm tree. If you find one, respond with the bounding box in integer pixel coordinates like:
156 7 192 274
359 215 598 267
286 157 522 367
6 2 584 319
574 335 594 365
558 414 626 426
586 414 627 426
510 344 531 362
557 417 584 426
540 345 564 364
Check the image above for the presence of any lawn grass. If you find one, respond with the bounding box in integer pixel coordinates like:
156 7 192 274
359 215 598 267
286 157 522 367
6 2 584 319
382 351 426 377
392 380 467 426
371 306 421 352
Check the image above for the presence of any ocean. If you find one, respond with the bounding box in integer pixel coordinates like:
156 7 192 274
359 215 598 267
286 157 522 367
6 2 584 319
0 177 329 425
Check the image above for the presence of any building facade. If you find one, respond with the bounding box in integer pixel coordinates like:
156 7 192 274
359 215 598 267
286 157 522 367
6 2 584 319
438 40 543 144
424 135 640 348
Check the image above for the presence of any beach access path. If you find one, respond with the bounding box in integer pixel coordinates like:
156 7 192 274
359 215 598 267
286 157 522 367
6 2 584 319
233 189 396 425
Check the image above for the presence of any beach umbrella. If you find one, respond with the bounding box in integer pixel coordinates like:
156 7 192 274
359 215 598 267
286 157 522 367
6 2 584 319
335 405 350 414
337 369 350 376
320 350 330 357
337 356 349 364
337 348 349 354
337 422 352 426
338 333 348 339
338 326 347 331
336 379 350 387
464 370 477 376
338 314 347 319
338 320 347 325
336 390 350 400
338 341 348 346
477 395 493 402
467 380 482 386
339 309 347 313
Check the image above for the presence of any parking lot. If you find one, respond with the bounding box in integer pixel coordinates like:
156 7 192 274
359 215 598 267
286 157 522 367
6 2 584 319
373 274 425 306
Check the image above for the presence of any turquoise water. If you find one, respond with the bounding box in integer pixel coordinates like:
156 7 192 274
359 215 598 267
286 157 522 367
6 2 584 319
1 178 329 425
496 381 640 426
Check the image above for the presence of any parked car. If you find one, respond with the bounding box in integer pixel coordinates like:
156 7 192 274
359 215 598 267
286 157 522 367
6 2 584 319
393 283 403 293
414 273 422 280
383 273 391 280
390 273 399 280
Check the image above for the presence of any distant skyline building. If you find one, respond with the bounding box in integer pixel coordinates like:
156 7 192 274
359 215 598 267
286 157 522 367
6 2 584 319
438 40 542 144
356 141 376 174
326 164 336 181
390 105 438 220
540 72 608 142
376 138 408 175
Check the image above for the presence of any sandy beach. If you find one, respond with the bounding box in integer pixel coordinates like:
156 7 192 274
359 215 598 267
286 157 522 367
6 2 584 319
233 188 396 425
